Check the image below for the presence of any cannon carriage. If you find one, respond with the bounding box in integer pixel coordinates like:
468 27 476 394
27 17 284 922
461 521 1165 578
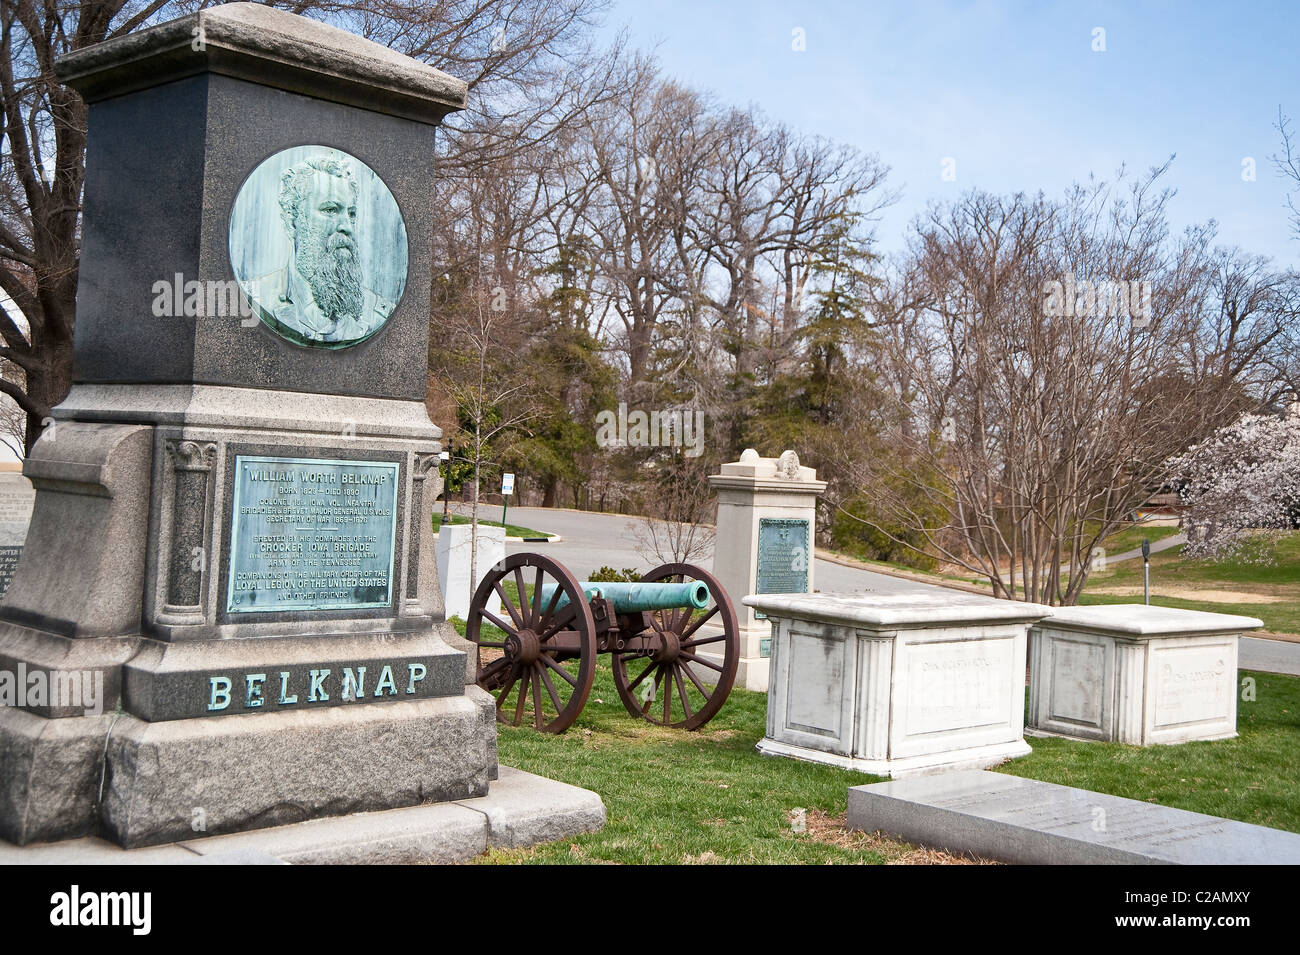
465 553 739 733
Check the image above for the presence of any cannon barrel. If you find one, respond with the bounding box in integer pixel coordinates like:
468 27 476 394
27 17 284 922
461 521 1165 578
539 580 709 614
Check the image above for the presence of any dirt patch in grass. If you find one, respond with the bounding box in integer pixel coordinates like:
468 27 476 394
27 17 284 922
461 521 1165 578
802 809 997 865
700 728 743 740
1089 586 1285 604
1258 631 1300 644
682 850 725 863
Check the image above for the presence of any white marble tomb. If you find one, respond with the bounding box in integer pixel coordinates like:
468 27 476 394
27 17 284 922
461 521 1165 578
747 591 1051 777
1027 604 1262 745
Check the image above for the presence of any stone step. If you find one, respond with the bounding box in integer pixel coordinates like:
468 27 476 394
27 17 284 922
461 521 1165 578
0 766 604 864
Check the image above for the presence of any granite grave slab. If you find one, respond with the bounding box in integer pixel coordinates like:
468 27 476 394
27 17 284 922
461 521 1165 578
848 769 1300 864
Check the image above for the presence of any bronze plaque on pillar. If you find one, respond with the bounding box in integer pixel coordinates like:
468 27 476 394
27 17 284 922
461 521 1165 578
226 454 399 613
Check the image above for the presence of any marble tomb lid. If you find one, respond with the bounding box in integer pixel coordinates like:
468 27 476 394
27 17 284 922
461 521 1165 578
1037 603 1263 636
743 591 1053 630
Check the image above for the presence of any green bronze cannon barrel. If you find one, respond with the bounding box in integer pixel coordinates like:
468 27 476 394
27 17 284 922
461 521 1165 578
538 580 709 614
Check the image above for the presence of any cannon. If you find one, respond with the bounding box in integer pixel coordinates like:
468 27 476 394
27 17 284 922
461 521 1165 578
464 553 739 733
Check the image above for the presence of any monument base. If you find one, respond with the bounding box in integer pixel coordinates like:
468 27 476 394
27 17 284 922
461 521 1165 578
0 707 120 845
757 736 1032 779
1025 725 1239 744
1 688 499 849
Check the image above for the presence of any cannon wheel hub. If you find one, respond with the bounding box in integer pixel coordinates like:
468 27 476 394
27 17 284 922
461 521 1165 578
505 630 542 666
651 630 681 663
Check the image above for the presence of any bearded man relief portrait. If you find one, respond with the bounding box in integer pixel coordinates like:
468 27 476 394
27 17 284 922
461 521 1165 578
229 145 408 349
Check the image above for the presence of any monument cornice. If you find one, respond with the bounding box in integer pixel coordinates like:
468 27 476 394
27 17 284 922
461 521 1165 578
707 474 828 494
56 2 467 125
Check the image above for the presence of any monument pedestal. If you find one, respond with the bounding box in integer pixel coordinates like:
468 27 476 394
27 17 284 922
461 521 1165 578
0 385 495 849
1027 604 1261 745
747 592 1050 778
705 449 826 692
101 692 495 848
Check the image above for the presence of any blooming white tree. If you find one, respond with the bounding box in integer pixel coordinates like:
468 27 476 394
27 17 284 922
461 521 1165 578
1171 407 1300 560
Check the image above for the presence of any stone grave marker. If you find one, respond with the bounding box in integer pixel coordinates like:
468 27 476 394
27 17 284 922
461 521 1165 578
1028 604 1262 745
706 448 825 691
436 522 505 620
0 470 34 599
747 591 1051 777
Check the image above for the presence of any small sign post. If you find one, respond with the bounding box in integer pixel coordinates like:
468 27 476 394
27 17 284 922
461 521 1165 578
501 472 514 530
1141 538 1151 605
439 445 451 526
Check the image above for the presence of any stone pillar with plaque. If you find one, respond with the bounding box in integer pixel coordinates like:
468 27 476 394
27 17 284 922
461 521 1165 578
706 449 826 692
0 468 35 600
0 4 499 848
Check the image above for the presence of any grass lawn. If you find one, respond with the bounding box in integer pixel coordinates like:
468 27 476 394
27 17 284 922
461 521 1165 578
1082 530 1300 634
475 664 911 864
463 657 1300 863
824 524 1184 594
1095 523 1182 556
433 513 554 540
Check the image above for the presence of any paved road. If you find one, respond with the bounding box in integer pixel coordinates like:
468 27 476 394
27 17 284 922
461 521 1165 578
449 504 1300 675
1239 637 1300 676
456 504 940 596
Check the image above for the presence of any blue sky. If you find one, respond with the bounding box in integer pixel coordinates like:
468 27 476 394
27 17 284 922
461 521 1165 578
601 0 1300 266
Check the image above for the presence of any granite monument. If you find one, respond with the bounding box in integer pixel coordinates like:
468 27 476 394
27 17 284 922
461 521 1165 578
0 4 504 850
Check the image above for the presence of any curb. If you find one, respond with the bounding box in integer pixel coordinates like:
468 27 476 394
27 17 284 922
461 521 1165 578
434 528 562 544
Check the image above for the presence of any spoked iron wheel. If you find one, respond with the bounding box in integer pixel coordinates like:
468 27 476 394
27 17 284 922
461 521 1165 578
466 553 596 734
611 562 739 730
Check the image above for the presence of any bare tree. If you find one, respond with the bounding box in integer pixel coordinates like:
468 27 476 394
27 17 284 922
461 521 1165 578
574 59 708 390
629 452 716 566
0 353 23 456
434 282 538 606
849 168 1271 605
1273 106 1300 243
